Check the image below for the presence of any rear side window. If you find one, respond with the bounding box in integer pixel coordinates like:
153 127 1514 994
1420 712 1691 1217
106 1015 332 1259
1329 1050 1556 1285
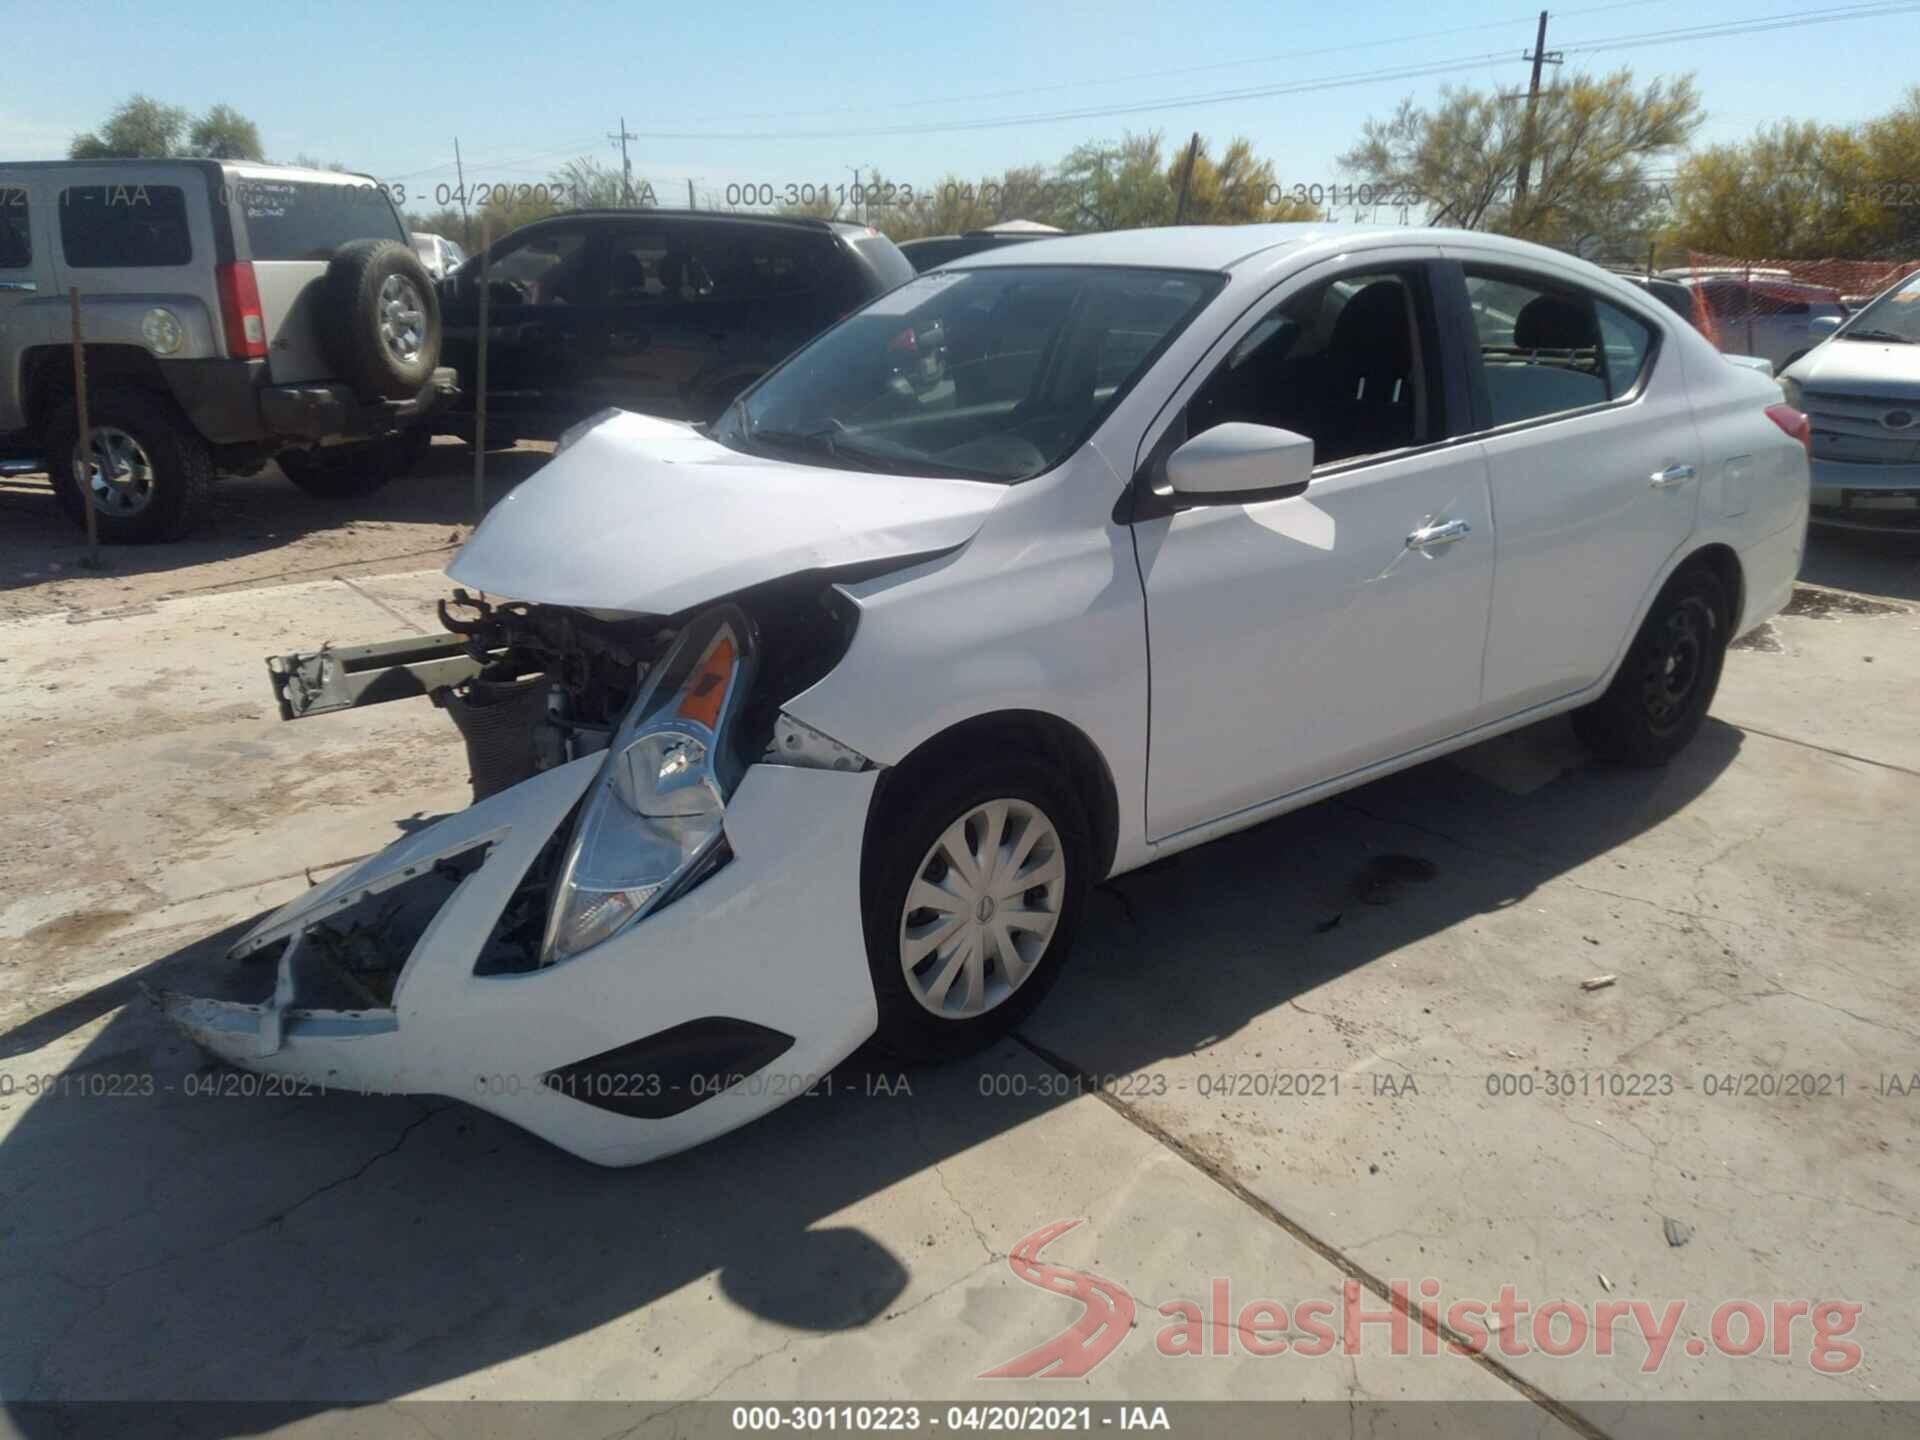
0 186 29 268
1595 300 1656 397
59 185 191 267
238 180 406 260
1465 271 1610 426
701 230 835 302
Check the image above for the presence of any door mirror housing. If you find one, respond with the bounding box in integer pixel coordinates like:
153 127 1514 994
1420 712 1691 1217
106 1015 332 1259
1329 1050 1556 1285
1810 314 1842 337
1166 422 1314 503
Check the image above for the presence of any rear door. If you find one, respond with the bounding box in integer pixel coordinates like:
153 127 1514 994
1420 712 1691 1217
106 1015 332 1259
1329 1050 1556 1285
1444 257 1702 712
228 170 410 383
592 222 844 422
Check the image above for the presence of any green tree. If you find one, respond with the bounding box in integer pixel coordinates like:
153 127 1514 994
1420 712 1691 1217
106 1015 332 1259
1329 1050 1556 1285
187 103 264 161
1673 88 1920 260
69 95 189 159
1341 69 1702 258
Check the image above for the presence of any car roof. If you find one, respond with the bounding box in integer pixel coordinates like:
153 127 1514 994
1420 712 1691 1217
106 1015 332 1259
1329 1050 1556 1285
946 223 1346 271
943 223 1631 275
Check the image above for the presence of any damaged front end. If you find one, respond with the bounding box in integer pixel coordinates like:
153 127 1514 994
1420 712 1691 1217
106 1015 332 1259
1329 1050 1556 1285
164 579 885 1166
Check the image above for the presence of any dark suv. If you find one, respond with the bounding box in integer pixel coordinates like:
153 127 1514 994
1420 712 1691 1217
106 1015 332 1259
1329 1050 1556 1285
437 210 914 439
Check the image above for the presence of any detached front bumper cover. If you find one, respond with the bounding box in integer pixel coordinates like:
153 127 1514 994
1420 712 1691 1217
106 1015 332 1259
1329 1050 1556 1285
161 749 882 1167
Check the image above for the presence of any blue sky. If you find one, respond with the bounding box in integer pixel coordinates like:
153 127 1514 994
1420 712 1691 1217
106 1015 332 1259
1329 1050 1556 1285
4 0 1912 210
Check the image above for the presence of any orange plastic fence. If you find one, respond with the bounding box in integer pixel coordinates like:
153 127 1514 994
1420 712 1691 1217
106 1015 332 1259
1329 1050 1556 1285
1680 251 1920 350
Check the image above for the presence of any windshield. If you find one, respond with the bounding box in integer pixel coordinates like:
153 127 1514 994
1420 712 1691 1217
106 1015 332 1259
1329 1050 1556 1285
712 264 1222 482
1839 273 1920 343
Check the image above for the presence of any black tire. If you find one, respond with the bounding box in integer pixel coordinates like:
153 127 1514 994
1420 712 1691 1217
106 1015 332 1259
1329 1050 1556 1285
861 754 1091 1061
277 431 418 500
1573 564 1730 766
44 387 213 543
319 239 442 401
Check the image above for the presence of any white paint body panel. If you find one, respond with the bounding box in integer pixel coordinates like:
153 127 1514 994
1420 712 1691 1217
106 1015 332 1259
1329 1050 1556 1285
168 758 881 1167
448 410 1006 616
174 224 1807 1165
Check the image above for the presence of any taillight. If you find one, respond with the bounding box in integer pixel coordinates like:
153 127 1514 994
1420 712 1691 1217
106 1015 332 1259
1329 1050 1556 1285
1765 402 1811 456
215 262 267 360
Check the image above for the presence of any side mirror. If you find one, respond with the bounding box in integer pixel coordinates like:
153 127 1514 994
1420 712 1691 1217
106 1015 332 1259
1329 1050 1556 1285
1166 423 1314 503
1810 314 1842 337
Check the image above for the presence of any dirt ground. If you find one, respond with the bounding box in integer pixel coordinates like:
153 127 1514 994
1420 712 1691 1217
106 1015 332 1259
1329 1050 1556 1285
2 466 1918 1435
0 438 550 622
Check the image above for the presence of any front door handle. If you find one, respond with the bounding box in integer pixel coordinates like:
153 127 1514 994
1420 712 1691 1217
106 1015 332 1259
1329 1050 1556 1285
1406 517 1472 551
1649 462 1697 489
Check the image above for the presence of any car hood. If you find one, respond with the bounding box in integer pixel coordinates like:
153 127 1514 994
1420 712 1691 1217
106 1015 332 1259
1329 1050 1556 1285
447 410 1006 616
1787 339 1920 395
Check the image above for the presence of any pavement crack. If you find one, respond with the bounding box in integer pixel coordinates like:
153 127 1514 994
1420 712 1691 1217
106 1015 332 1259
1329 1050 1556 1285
1009 1032 1613 1440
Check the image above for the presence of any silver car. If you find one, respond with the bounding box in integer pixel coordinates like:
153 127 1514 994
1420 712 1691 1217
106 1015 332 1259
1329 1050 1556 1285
1780 272 1920 515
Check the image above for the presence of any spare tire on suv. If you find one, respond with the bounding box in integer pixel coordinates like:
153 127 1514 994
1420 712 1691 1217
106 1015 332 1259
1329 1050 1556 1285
320 239 442 401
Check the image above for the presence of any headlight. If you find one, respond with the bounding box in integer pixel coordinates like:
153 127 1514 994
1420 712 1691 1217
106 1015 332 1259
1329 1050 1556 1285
541 607 755 964
555 407 626 456
1778 375 1805 411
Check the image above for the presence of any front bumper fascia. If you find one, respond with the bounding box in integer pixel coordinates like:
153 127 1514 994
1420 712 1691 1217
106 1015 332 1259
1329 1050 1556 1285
161 757 881 1167
1809 456 1920 511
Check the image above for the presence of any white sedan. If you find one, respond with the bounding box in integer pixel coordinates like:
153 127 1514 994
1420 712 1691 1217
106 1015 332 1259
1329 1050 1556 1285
164 225 1810 1165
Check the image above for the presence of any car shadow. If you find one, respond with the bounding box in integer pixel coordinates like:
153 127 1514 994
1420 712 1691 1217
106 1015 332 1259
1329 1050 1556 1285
0 441 548 599
0 715 1741 1428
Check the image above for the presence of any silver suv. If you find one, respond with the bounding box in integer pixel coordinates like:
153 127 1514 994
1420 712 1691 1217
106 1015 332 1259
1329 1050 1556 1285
0 159 455 541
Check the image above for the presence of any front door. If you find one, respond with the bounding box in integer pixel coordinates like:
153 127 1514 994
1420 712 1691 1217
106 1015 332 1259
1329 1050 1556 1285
1133 258 1495 840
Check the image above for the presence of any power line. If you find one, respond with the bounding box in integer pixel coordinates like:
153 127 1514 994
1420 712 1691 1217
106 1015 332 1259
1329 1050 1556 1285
617 1 1919 144
670 0 1673 127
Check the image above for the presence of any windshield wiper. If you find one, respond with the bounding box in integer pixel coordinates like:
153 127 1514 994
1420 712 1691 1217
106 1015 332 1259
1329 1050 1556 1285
1841 328 1916 344
744 424 888 471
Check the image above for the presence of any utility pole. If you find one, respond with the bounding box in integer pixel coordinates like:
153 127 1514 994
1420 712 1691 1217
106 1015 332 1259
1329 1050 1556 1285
849 166 863 225
1173 132 1201 224
453 137 471 250
688 178 696 210
609 117 639 205
1513 11 1563 209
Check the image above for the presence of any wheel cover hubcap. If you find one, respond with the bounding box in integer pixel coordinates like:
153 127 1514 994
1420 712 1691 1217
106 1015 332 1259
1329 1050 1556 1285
378 274 427 365
73 426 155 517
899 797 1066 1020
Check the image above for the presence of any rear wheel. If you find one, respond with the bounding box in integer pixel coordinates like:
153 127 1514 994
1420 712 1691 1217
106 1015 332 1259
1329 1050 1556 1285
44 387 213 543
862 756 1089 1061
277 430 425 500
1573 564 1730 766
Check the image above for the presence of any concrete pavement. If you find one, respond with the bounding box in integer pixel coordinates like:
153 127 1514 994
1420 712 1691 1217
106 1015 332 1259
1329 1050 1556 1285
1 525 1915 1435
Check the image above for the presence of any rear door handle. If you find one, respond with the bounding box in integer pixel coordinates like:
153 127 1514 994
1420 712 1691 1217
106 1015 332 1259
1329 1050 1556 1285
1406 517 1472 551
1649 462 1697 488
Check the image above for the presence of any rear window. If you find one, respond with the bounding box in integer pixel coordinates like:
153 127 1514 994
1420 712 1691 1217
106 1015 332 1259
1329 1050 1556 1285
237 180 405 261
59 185 191 268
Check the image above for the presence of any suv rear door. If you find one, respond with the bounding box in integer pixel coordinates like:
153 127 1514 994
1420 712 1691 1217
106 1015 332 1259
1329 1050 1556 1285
592 221 847 422
226 169 410 384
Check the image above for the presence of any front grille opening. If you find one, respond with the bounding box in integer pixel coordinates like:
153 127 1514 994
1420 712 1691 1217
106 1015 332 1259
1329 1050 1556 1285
290 847 490 1007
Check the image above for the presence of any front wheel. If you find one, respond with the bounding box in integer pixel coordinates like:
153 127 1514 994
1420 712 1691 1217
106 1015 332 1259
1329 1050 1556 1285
862 756 1090 1061
1573 564 1730 766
